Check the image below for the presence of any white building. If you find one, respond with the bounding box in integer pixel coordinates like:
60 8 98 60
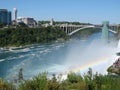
50 18 54 26
17 17 37 27
12 8 18 25
13 8 17 21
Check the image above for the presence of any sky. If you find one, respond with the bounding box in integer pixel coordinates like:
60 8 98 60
0 0 120 24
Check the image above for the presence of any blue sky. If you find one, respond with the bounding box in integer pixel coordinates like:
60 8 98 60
0 0 120 24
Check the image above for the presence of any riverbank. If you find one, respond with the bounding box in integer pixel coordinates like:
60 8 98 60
0 26 68 48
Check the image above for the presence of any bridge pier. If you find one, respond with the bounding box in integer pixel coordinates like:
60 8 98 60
101 21 109 42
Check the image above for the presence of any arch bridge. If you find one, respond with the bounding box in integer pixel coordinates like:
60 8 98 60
59 23 118 36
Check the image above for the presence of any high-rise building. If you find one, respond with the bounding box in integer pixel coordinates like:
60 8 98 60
0 9 11 25
13 8 17 21
13 8 17 25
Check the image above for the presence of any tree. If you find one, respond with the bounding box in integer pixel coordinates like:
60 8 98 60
0 23 4 28
17 22 28 28
0 26 68 47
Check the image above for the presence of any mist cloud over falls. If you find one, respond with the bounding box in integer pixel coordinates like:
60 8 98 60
63 33 117 76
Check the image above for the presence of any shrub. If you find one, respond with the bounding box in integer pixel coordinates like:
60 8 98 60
18 72 48 90
0 78 15 90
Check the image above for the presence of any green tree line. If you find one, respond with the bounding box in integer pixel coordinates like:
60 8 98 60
0 26 68 47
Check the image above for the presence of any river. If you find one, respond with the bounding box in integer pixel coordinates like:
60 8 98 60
0 32 117 80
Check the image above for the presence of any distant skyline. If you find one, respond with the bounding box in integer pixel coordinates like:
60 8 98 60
0 0 120 24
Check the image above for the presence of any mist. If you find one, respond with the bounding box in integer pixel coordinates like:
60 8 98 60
62 33 117 77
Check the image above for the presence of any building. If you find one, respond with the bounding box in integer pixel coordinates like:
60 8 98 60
13 8 17 25
50 18 54 26
0 9 11 25
17 17 37 27
41 18 54 27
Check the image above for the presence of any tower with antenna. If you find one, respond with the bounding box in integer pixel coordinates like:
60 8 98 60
13 8 17 24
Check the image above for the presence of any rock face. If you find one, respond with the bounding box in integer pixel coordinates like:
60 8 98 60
107 58 120 75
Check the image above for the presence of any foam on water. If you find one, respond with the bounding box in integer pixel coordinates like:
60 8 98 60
0 59 6 62
2 42 66 80
9 48 30 53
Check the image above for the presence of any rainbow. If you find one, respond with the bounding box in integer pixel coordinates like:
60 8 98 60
62 56 111 77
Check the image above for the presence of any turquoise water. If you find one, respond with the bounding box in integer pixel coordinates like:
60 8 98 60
0 32 117 80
